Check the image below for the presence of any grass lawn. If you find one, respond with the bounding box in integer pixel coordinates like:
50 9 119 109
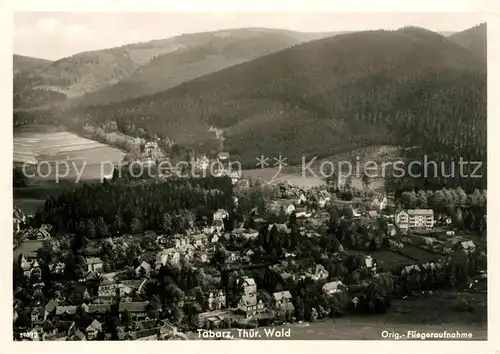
372 250 413 272
13 240 44 259
386 291 487 327
14 179 100 214
400 245 440 262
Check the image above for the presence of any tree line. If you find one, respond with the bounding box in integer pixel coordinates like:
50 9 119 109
32 176 235 238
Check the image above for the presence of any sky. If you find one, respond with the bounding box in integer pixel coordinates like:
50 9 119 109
14 12 486 60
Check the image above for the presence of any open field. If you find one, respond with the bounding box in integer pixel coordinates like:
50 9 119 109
14 131 124 181
13 240 44 259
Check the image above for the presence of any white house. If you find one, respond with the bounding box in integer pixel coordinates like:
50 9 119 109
86 258 103 273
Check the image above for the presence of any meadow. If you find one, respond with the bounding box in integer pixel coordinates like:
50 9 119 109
14 131 124 181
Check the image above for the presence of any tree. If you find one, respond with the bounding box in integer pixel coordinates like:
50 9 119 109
96 216 110 238
416 190 428 208
172 305 184 325
113 214 125 235
162 213 173 234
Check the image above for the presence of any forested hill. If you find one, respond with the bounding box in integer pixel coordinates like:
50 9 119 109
72 28 338 106
16 27 486 190
68 28 485 162
450 23 486 63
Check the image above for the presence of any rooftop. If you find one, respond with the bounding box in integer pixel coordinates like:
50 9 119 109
407 209 434 216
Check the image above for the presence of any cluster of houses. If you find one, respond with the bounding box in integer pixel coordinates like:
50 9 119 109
19 297 179 341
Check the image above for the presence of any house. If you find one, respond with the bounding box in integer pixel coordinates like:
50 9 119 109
218 152 230 163
367 210 378 218
272 291 294 316
322 281 347 295
305 264 329 281
395 209 434 233
207 290 226 311
407 209 435 230
364 255 374 268
191 155 210 170
86 319 102 340
55 306 78 318
227 251 239 263
296 192 307 205
317 190 331 208
229 171 241 185
446 230 455 236
48 262 66 275
31 307 42 323
144 141 159 157
372 196 388 212
245 249 255 258
135 261 151 277
268 223 291 234
168 237 188 249
461 240 476 253
213 209 229 222
13 206 26 233
119 301 149 321
69 329 87 341
238 298 266 318
86 257 103 273
270 200 295 215
98 281 133 298
242 229 259 239
364 255 377 274
155 248 180 268
203 225 215 234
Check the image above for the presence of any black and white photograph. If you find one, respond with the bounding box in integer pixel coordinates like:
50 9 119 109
7 6 491 345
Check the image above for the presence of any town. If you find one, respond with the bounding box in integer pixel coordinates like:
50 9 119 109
12 154 487 341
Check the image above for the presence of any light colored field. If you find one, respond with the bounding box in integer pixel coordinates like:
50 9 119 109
242 167 384 191
13 131 124 181
243 168 326 189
